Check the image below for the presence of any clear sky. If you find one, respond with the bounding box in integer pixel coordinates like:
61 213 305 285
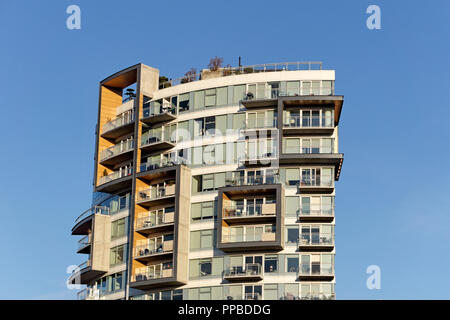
1 0 449 300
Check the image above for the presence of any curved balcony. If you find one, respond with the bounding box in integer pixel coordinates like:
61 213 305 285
140 132 175 153
224 263 263 281
142 103 177 125
68 260 107 285
130 268 179 290
97 167 133 193
283 114 334 134
72 206 110 235
77 234 91 254
99 140 134 166
101 105 135 139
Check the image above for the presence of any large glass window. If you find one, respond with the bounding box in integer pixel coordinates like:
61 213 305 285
110 244 125 266
111 218 126 240
286 255 299 273
264 255 278 273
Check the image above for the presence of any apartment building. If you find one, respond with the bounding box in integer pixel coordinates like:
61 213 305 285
68 62 344 300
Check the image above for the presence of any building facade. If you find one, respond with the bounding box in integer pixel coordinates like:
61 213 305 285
69 62 344 300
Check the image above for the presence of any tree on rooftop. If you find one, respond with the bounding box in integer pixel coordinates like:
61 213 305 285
208 56 224 71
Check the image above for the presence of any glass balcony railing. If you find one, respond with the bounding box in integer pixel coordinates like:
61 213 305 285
283 115 333 128
98 167 133 185
298 264 334 276
224 263 262 278
225 174 279 187
134 241 174 258
78 235 91 250
137 184 176 203
300 293 336 300
100 140 134 162
222 232 276 243
223 203 277 218
244 86 334 101
298 206 335 218
102 110 134 134
134 268 173 282
135 211 175 229
77 287 100 300
244 117 278 130
142 102 176 119
141 131 175 147
298 235 334 246
244 293 262 300
74 206 110 225
300 177 333 187
140 157 179 172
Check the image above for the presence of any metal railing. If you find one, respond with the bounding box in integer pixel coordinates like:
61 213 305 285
102 110 134 134
159 62 324 88
222 232 276 243
224 263 262 278
78 235 91 250
77 287 100 300
100 139 134 161
299 177 333 187
98 167 133 185
140 157 178 172
300 293 336 300
223 203 276 218
74 205 110 225
244 86 334 101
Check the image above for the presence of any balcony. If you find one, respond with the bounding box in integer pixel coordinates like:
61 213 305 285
224 263 263 281
244 293 262 300
243 117 278 137
72 205 110 235
77 287 100 300
142 102 177 125
225 174 280 188
77 234 91 254
140 131 175 153
222 232 276 243
97 167 133 192
298 264 334 280
68 260 107 285
135 211 175 234
99 140 134 166
223 204 276 223
295 177 334 193
136 184 176 207
101 106 135 139
140 157 177 174
298 235 334 251
283 114 334 134
134 241 174 262
300 293 336 300
297 207 335 222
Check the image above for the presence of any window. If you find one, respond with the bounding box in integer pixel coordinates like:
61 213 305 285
286 255 299 273
179 93 190 112
191 201 215 222
264 255 278 273
205 89 216 107
233 85 245 103
111 218 126 239
264 284 278 300
193 90 205 110
110 245 125 266
205 116 215 135
244 285 262 300
285 197 299 217
190 229 216 250
286 226 299 244
284 138 300 154
200 259 212 277
216 87 228 105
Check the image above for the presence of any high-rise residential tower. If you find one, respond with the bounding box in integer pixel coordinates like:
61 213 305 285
69 62 344 300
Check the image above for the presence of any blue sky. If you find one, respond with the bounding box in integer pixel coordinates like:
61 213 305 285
1 0 449 299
